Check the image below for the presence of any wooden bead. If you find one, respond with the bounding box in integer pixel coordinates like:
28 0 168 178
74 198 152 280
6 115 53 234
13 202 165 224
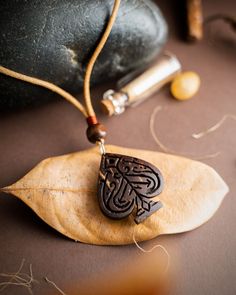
86 123 107 144
171 71 200 100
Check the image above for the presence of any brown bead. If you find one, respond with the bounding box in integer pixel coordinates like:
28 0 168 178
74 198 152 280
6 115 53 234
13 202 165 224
86 123 107 144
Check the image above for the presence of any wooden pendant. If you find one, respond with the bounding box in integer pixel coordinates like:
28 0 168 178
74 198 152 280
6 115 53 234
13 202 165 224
98 153 164 224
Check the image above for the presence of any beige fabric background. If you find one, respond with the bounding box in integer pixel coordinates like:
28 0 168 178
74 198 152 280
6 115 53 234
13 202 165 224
0 0 235 294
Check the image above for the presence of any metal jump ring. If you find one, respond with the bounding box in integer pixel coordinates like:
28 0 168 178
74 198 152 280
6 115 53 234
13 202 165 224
97 139 106 155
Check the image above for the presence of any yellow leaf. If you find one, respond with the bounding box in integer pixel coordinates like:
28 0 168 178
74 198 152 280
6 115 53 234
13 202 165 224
2 145 228 245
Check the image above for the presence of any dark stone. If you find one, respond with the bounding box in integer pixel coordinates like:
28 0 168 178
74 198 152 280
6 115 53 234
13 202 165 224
0 0 168 109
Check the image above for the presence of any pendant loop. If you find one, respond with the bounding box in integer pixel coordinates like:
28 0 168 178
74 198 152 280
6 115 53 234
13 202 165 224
97 139 106 155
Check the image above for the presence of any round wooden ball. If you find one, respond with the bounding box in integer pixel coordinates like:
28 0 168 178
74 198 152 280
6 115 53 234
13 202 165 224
86 123 107 144
171 71 200 100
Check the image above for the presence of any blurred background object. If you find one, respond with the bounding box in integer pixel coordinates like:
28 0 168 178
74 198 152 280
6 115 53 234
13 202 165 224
186 0 203 41
61 247 171 295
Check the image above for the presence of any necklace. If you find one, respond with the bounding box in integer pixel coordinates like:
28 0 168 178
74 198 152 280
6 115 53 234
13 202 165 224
0 0 164 224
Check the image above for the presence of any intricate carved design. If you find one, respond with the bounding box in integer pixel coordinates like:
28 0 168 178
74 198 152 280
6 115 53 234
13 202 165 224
98 153 164 224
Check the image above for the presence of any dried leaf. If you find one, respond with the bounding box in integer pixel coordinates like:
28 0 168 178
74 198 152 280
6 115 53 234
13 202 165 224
2 145 228 245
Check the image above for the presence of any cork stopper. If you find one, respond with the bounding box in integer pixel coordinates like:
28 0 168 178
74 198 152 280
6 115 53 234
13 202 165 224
101 90 128 116
100 99 115 116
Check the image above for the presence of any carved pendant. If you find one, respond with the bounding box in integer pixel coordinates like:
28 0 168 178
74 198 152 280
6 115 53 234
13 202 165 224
98 153 164 224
